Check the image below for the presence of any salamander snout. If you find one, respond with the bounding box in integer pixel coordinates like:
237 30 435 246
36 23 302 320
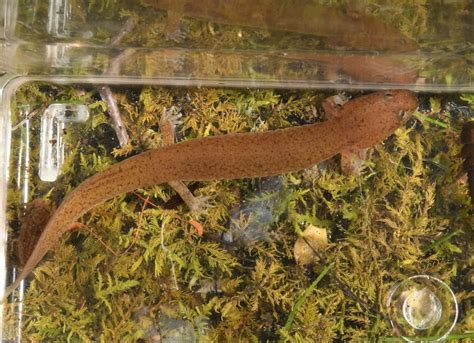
387 90 419 117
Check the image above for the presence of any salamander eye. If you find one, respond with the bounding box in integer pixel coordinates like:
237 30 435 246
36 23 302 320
384 91 394 98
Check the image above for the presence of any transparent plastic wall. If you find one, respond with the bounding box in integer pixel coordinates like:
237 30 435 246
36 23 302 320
0 0 472 90
0 0 472 341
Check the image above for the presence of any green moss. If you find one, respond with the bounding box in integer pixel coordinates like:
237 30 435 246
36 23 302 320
3 83 472 341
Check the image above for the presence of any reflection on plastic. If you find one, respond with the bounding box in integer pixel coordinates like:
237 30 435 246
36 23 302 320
387 275 458 342
47 0 71 37
39 103 89 182
47 0 93 38
402 288 442 330
46 44 93 69
2 0 471 90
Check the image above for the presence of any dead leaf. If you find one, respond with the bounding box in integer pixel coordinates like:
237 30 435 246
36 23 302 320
190 219 204 236
294 225 328 267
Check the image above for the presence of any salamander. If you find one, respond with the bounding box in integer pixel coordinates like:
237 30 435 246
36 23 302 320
142 0 417 51
461 121 474 208
3 90 418 299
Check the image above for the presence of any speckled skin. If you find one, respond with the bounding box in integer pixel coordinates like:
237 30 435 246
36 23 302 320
16 199 54 268
143 0 417 51
461 121 474 208
3 90 418 299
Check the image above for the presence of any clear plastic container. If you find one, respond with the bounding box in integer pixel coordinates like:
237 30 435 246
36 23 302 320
0 0 472 90
0 0 472 341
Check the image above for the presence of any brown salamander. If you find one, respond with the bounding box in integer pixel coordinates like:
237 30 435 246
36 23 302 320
3 90 418 299
15 199 54 268
142 0 417 51
280 52 418 84
461 121 474 208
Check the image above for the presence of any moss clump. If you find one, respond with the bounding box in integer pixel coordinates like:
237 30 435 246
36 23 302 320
3 83 472 341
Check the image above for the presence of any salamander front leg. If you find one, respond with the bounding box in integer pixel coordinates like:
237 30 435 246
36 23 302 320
323 94 369 175
164 0 186 42
322 93 350 120
160 106 182 144
160 107 209 214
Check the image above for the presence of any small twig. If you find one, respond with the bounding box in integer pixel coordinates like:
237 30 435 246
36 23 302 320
107 17 136 74
160 221 179 290
11 105 46 132
132 191 180 289
98 86 130 146
132 191 187 224
98 17 137 147
78 298 87 311
133 192 160 209
109 17 136 46
116 195 149 257
17 21 42 35
106 48 136 76
77 223 121 256
76 195 149 256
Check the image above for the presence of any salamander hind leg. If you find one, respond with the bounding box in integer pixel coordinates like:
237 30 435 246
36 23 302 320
164 0 186 42
160 106 182 145
340 148 369 176
461 121 474 208
168 182 210 214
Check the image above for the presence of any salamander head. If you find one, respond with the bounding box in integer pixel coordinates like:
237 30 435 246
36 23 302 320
345 90 418 149
378 90 419 120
